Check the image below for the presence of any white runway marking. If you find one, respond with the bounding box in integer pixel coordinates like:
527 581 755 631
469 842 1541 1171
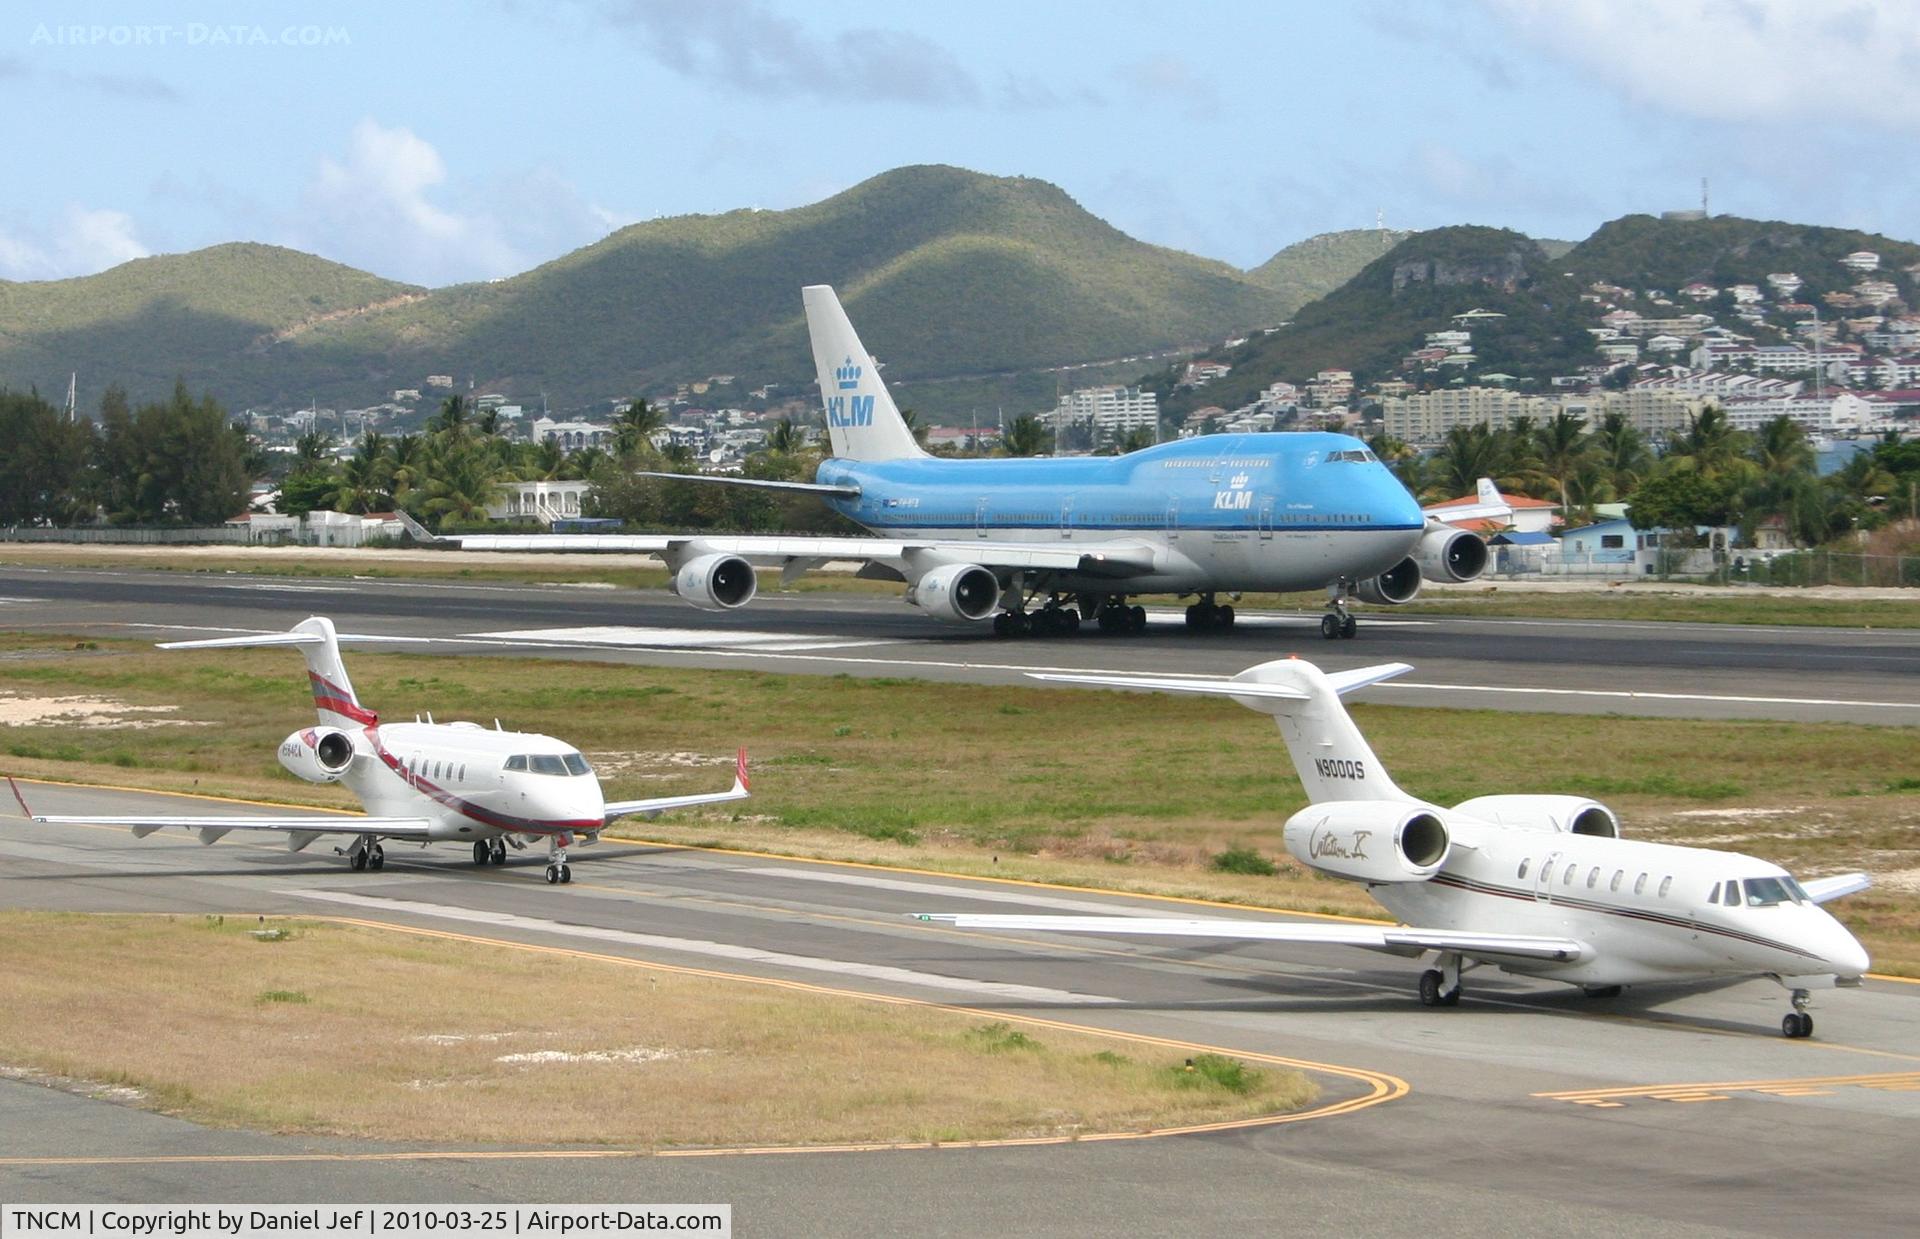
1382 681 1920 712
0 597 45 604
288 888 1122 1006
473 625 901 652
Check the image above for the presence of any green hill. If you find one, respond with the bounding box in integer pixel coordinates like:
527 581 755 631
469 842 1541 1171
2 167 1304 417
0 244 421 410
1248 228 1411 306
1561 214 1920 304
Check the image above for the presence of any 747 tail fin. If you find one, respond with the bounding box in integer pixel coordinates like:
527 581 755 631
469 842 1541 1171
802 285 926 462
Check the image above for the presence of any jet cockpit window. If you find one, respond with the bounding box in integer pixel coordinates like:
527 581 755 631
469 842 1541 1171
1741 876 1797 907
527 754 570 776
1723 880 1743 907
562 752 592 776
1785 877 1811 903
504 755 528 772
1327 449 1379 463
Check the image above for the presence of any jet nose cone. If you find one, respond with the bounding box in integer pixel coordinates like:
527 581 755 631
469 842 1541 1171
1830 933 1871 979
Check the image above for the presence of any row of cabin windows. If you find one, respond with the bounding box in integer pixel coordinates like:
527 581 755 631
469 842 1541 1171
404 753 592 782
1515 858 1673 900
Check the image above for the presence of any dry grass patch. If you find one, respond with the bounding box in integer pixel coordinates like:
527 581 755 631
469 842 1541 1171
0 912 1314 1148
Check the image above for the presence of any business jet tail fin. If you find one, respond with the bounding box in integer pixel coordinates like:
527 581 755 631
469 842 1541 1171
1028 659 1416 804
802 284 927 462
159 617 383 728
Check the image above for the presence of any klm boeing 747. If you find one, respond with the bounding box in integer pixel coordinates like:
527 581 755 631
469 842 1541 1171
446 287 1497 638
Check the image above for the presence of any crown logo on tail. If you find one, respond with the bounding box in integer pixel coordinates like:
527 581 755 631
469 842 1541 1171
835 356 862 390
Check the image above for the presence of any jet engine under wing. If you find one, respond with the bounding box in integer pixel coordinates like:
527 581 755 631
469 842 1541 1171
913 913 1590 964
441 532 1159 578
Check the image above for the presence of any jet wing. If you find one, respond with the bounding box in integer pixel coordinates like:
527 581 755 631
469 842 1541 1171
913 914 1590 964
1423 476 1513 525
443 532 1158 578
603 749 751 823
1801 873 1871 904
9 777 432 842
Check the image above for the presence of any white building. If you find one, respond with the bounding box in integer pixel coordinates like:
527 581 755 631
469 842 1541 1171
1049 385 1160 444
485 480 592 525
531 418 614 452
1842 251 1881 272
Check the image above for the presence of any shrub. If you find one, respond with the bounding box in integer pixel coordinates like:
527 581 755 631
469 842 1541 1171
1211 845 1276 876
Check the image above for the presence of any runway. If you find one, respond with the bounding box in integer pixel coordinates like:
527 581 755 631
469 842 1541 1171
2 783 1916 1236
3 563 1918 723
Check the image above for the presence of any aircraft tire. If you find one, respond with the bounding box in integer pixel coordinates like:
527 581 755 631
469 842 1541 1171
560 864 573 884
350 849 368 872
1339 615 1358 639
1782 1012 1812 1038
1128 605 1147 633
473 842 488 866
1321 614 1340 639
369 845 384 872
545 865 560 885
1217 605 1235 630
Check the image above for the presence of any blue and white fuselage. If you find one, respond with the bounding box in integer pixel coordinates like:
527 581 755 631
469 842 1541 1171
814 432 1424 594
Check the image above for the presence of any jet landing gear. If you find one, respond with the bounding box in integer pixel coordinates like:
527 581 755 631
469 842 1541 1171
1782 988 1815 1039
1418 953 1464 1007
1183 593 1236 633
471 839 508 867
1320 584 1358 640
342 836 384 872
544 836 574 885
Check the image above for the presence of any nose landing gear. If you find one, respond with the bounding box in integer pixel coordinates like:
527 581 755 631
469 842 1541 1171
544 835 573 885
1782 988 1814 1039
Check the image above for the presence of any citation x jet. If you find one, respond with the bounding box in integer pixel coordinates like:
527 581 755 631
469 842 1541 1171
917 659 1871 1039
8 617 748 885
441 286 1497 639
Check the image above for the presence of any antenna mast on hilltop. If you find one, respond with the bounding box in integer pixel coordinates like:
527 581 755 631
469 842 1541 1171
65 372 76 423
1701 177 1710 219
1377 207 1390 246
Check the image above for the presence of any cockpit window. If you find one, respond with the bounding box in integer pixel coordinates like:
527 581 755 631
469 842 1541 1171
513 752 593 777
1741 876 1797 907
1327 449 1379 463
1723 880 1742 907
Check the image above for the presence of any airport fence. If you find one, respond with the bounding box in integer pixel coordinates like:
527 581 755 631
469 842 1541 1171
1492 550 1920 587
0 525 255 545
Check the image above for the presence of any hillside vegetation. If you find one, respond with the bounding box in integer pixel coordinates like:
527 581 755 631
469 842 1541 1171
1248 228 1411 304
2 167 1302 416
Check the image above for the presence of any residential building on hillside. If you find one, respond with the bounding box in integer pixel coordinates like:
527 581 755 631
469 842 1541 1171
1048 384 1160 445
531 418 613 451
1381 387 1551 443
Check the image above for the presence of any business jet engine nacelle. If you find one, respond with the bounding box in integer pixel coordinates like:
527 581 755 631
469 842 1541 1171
672 553 758 611
277 727 357 784
1452 794 1621 839
1417 523 1489 583
1282 801 1452 883
1354 556 1422 606
905 563 1001 624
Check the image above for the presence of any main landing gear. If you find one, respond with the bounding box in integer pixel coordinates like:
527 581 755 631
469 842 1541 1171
1417 953 1464 1007
343 836 384 872
1782 988 1814 1039
544 836 573 885
1184 593 1236 633
471 838 508 867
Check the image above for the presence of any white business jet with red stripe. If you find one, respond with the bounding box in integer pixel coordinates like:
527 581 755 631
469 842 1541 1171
9 617 748 885
919 659 1872 1038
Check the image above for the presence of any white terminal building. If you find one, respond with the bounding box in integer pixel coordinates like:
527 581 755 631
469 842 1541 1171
1047 384 1160 444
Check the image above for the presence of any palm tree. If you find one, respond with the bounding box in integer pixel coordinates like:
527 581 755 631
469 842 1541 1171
900 407 931 448
1430 424 1505 498
1591 412 1652 496
1001 415 1049 458
330 432 393 513
1533 411 1591 516
1750 416 1815 479
293 430 333 471
385 433 426 506
1117 426 1156 454
1673 405 1742 471
612 398 665 462
429 394 471 440
417 438 505 530
767 418 803 455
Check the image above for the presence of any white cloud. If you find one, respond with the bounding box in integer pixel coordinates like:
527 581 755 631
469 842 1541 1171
1486 0 1920 130
295 119 626 285
0 204 149 280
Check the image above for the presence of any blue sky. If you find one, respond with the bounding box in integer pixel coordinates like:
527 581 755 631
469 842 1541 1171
5 1 1919 286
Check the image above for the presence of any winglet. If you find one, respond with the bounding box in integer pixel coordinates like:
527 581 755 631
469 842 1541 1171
1477 476 1501 507
735 747 751 794
7 776 32 818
